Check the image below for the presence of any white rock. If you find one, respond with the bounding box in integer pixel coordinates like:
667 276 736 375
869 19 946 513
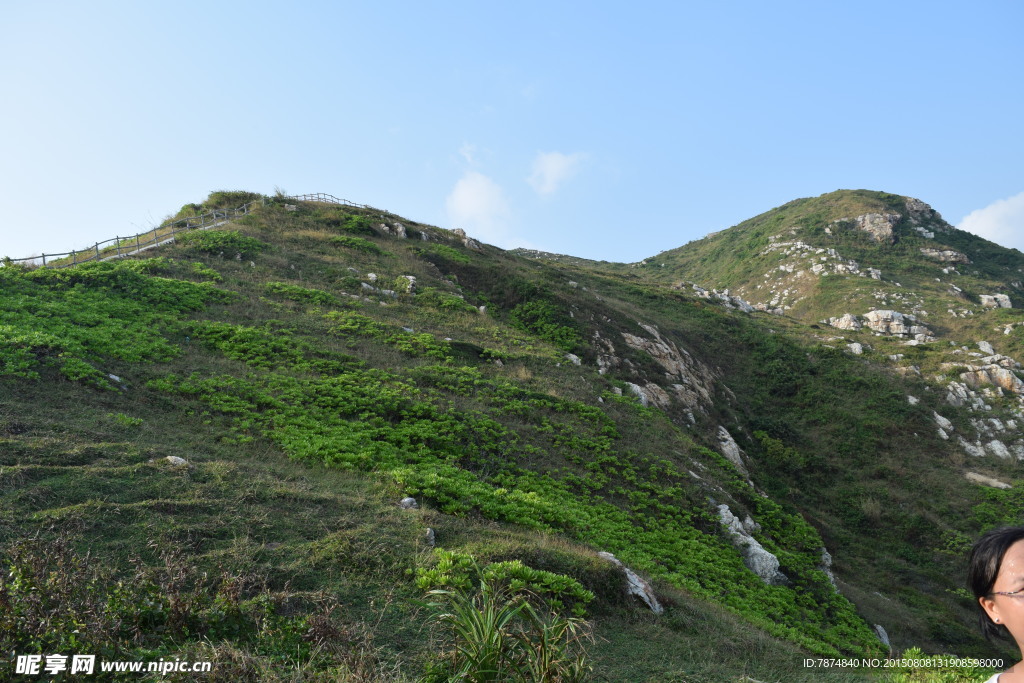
875 624 891 649
907 395 920 405
979 341 996 355
965 472 1012 489
819 547 837 587
937 428 949 440
987 440 1013 459
981 294 1013 309
717 427 748 474
597 552 663 614
933 412 954 433
565 353 582 366
828 313 862 331
399 497 419 509
718 504 788 586
424 528 436 546
165 456 188 467
958 437 987 458
847 342 863 355
852 213 900 243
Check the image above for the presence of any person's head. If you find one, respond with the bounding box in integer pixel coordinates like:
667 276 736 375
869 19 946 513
969 526 1024 644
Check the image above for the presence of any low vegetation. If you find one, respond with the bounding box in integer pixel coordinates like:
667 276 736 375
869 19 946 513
3 189 1022 680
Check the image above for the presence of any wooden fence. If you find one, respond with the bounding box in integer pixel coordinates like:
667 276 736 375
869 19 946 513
3 193 379 269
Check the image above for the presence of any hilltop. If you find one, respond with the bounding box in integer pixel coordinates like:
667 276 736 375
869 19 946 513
2 190 1022 680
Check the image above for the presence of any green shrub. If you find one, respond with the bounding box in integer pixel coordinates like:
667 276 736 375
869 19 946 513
338 215 377 235
422 558 591 682
416 549 594 617
330 235 386 255
175 230 269 258
509 300 580 352
416 287 477 313
264 282 339 307
203 190 264 209
419 244 471 264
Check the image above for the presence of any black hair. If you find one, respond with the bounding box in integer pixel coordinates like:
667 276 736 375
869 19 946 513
968 526 1024 641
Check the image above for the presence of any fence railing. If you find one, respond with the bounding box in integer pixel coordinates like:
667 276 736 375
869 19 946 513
3 193 381 270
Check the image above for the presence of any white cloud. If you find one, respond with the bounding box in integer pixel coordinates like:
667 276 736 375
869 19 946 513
959 192 1024 251
458 143 477 165
527 151 586 196
445 171 520 247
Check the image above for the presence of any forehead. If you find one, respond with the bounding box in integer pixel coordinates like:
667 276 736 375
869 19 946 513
995 539 1024 588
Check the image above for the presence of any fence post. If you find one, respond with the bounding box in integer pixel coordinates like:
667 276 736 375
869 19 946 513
115 237 121 258
42 254 47 267
72 250 77 266
95 243 100 261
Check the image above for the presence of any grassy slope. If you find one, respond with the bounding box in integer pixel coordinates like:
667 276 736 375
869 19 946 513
2 192 1019 680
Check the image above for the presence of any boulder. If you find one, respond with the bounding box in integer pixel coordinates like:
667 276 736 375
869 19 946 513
718 504 789 586
875 624 891 649
847 342 864 355
958 437 987 458
932 412 954 433
165 456 189 467
987 440 1013 459
717 427 748 475
965 472 1012 489
379 220 407 238
399 497 419 509
597 552 663 614
981 294 1013 309
978 341 996 355
827 313 862 331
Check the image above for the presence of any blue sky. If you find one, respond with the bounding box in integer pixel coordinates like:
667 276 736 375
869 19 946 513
2 1 1022 263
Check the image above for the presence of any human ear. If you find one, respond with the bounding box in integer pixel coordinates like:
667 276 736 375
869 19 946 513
980 595 1002 624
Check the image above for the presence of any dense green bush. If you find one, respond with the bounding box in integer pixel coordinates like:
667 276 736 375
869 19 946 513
175 229 269 258
509 301 580 352
330 235 386 255
0 259 229 387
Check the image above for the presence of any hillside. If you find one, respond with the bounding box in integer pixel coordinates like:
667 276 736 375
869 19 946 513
1 190 1020 681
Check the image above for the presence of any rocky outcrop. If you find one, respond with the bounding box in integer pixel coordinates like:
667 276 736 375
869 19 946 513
378 220 407 238
828 310 934 342
920 248 970 264
875 625 892 650
853 213 900 243
718 504 789 586
958 437 987 458
933 411 954 440
620 323 718 414
981 294 1013 309
866 310 935 342
945 381 991 411
717 427 748 474
688 285 755 313
626 382 671 410
960 365 1024 395
819 548 837 587
965 472 1012 489
904 197 946 227
828 313 862 331
451 228 482 251
598 551 663 614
